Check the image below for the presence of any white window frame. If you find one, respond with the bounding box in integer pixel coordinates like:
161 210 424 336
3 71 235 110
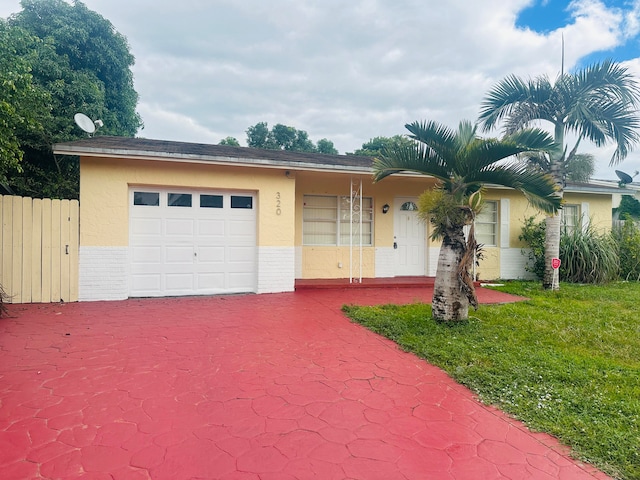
561 204 580 234
475 200 498 247
303 194 373 246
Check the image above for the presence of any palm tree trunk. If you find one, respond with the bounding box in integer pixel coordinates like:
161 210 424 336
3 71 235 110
543 213 562 289
543 124 565 290
432 225 469 322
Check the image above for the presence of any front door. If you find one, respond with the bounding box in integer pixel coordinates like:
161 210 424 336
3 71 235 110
394 197 426 276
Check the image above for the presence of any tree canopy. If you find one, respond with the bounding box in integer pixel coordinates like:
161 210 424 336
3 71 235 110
2 0 142 198
245 122 338 154
0 20 48 187
350 135 414 157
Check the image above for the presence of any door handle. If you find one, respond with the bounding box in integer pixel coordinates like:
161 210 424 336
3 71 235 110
393 242 398 249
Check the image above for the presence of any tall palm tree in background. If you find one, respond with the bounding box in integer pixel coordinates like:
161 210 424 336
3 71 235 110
478 60 640 290
373 120 561 322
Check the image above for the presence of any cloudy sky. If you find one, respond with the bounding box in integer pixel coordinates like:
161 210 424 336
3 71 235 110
2 0 640 179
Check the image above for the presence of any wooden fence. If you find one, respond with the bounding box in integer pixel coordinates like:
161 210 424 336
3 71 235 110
1 195 79 303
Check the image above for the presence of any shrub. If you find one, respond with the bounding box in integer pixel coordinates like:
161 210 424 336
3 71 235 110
560 224 619 284
612 217 640 281
520 217 619 284
519 216 546 278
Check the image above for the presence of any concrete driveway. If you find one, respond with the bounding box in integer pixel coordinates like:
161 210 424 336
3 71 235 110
0 288 609 479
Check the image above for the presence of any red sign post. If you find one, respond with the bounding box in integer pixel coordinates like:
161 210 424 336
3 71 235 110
552 258 561 270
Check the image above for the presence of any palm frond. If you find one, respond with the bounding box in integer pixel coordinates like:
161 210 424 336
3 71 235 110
479 74 554 132
461 128 557 174
372 143 450 182
468 163 561 214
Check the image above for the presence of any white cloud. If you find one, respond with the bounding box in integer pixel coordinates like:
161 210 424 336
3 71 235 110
2 0 640 178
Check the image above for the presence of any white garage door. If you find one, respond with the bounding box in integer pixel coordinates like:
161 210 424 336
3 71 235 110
129 188 257 297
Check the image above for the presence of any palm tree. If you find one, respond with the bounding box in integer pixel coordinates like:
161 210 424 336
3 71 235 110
373 120 561 322
478 60 640 289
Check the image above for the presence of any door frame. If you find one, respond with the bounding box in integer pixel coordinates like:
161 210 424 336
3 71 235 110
393 196 427 276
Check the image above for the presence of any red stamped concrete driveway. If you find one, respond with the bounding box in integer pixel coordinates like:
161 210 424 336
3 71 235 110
1 287 609 479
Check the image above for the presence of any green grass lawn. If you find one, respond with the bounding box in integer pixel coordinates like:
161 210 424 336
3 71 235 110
343 281 640 480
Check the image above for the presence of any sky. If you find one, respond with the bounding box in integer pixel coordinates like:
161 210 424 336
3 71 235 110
2 0 640 180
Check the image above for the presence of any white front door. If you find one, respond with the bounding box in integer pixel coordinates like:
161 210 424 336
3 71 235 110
394 197 426 276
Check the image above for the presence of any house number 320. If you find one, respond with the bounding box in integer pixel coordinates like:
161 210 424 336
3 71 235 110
276 192 282 215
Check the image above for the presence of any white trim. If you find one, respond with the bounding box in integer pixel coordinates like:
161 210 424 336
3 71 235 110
500 198 510 248
581 202 590 232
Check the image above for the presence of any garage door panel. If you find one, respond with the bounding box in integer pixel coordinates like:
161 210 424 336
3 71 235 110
130 189 256 297
165 218 195 236
229 220 255 236
198 219 225 236
197 273 225 290
131 218 162 235
131 246 162 264
131 274 161 292
197 246 225 263
228 273 255 289
165 246 194 264
165 273 195 291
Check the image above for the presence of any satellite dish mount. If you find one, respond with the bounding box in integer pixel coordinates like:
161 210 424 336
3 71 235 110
615 170 638 187
74 113 103 137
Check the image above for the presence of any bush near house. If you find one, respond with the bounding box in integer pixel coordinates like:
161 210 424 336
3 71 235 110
612 217 640 281
520 217 620 284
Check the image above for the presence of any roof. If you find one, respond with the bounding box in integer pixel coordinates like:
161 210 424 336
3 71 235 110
53 136 628 196
53 136 374 174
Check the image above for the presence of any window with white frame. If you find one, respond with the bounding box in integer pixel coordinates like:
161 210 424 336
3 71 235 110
562 204 580 234
475 201 498 246
303 195 373 245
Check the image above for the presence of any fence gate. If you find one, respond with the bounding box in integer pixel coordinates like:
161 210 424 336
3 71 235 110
1 195 79 303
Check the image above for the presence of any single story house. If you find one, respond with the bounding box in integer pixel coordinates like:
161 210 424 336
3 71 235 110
53 136 622 302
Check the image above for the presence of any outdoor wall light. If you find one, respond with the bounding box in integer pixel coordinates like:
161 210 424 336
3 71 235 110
382 204 390 214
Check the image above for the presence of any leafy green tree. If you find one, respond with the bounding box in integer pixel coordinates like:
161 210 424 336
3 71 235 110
0 20 48 185
5 0 142 198
218 136 240 146
615 195 640 219
350 135 413 156
317 138 338 155
12 0 141 136
245 122 337 153
246 122 277 149
373 120 561 322
479 60 640 289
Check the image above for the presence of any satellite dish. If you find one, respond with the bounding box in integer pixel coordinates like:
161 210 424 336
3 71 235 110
74 113 96 134
615 170 637 186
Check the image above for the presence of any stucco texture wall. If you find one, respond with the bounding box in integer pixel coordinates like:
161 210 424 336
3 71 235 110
293 172 437 278
79 157 295 247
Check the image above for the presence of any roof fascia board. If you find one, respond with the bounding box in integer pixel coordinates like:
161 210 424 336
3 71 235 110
53 147 373 175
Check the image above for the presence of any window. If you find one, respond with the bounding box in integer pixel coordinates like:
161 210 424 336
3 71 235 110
168 193 192 207
475 201 498 246
231 196 253 209
133 192 160 206
200 194 223 208
400 201 418 211
303 195 373 246
562 204 580 234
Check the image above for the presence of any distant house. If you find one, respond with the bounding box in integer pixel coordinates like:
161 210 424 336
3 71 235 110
53 137 622 301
